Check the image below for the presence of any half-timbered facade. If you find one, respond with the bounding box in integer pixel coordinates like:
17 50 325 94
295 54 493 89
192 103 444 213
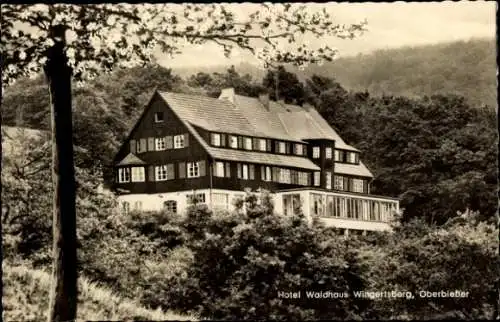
113 88 399 233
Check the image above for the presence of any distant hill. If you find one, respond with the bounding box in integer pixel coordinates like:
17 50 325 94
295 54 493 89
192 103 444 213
172 38 496 108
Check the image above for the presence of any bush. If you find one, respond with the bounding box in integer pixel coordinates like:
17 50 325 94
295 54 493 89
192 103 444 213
149 192 374 320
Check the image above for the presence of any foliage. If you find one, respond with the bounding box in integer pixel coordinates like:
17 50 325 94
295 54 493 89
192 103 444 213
359 213 499 320
148 192 374 320
2 261 195 321
187 65 265 98
2 3 366 85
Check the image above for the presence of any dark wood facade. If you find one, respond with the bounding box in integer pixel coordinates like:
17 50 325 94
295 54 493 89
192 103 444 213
113 92 372 196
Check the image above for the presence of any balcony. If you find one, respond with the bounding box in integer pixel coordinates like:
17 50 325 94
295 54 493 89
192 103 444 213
275 188 399 232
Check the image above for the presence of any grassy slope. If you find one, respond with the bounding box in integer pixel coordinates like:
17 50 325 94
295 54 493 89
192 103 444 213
2 262 195 321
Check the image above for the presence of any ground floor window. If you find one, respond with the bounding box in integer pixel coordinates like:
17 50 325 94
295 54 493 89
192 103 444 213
121 201 130 215
133 201 142 211
164 200 177 213
283 194 301 216
310 193 325 217
187 193 206 204
212 193 229 210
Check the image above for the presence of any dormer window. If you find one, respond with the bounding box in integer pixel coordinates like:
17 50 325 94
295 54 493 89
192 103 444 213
295 143 303 156
154 112 164 123
312 147 320 159
348 152 358 164
244 137 252 150
278 142 286 154
211 133 221 146
229 135 238 149
259 139 267 152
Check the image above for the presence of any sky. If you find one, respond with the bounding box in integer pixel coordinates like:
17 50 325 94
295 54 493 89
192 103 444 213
156 1 497 69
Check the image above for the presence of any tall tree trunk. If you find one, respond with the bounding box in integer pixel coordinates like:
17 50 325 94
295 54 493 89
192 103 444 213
44 26 78 322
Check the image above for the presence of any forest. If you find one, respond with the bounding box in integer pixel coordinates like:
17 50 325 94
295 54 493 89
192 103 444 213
2 58 498 320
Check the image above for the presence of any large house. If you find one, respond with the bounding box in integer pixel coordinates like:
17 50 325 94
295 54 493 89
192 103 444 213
112 88 399 233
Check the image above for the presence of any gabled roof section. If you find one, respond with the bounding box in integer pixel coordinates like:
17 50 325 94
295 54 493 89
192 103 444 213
117 153 146 166
157 90 359 150
335 161 373 178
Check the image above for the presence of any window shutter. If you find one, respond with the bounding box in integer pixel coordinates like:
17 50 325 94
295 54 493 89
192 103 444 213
179 162 186 179
252 138 259 150
147 137 155 151
221 134 226 147
148 165 155 182
165 136 173 149
344 177 349 191
275 141 279 153
184 133 189 147
225 162 231 177
199 160 206 176
130 139 136 154
306 173 311 186
139 139 146 153
249 164 255 180
238 136 243 149
266 139 272 152
167 163 175 180
261 166 265 180
237 163 242 179
291 170 297 184
286 143 291 154
303 145 308 156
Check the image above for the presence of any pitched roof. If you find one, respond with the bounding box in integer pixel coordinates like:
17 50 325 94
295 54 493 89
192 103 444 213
117 153 146 166
157 91 359 151
335 161 373 178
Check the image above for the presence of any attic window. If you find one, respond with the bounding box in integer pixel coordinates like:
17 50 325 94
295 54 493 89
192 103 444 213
154 112 164 123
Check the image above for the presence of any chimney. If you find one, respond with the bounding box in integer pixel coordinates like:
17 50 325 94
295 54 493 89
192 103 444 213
258 93 270 110
219 88 235 104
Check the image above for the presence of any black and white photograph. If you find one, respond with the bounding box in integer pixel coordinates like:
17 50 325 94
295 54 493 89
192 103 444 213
1 2 498 321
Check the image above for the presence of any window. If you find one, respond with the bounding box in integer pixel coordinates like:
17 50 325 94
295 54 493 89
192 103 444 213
187 162 200 178
279 168 291 184
313 147 320 158
259 139 267 152
121 201 130 215
211 133 221 146
349 152 357 164
118 168 130 183
283 194 301 216
131 167 145 182
133 201 142 211
187 193 205 204
325 171 332 189
295 144 303 156
298 172 309 186
278 142 286 154
311 193 324 217
174 134 185 149
155 137 166 150
154 112 164 123
164 200 177 213
353 178 364 193
229 135 238 148
214 161 225 177
325 147 332 159
261 166 272 181
242 164 249 179
212 193 229 210
334 175 344 190
334 150 340 161
314 171 320 186
244 137 252 150
155 165 168 181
